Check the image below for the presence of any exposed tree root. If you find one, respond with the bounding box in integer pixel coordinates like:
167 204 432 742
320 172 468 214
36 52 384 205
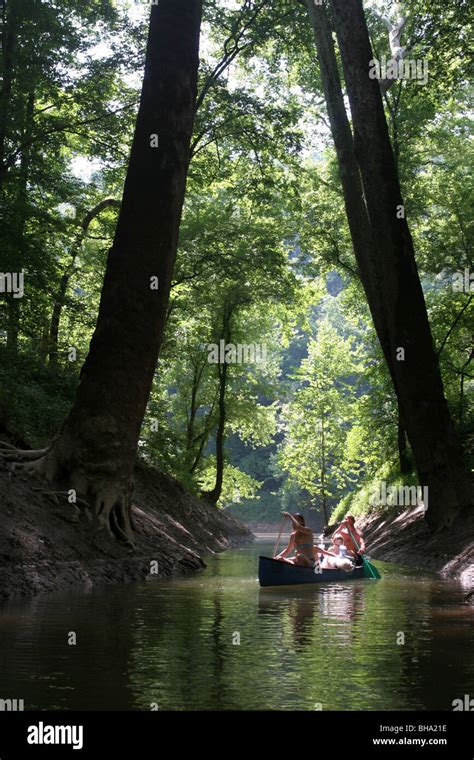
33 489 92 522
94 486 135 545
0 440 16 450
2 445 136 547
0 447 49 462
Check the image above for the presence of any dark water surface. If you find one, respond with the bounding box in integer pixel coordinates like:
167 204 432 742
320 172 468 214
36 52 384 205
0 542 473 710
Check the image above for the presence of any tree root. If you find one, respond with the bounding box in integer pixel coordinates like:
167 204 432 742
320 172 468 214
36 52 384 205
0 440 17 450
0 446 49 462
3 455 50 480
94 487 135 546
3 446 136 547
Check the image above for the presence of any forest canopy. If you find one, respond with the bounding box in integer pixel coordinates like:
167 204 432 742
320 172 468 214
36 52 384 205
0 0 472 536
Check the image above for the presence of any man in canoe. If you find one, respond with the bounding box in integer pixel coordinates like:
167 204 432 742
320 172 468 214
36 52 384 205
275 512 337 568
336 515 366 560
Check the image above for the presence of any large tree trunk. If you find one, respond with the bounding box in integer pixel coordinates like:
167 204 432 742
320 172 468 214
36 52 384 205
0 0 17 188
329 0 472 528
305 0 410 473
20 1 203 541
397 412 411 475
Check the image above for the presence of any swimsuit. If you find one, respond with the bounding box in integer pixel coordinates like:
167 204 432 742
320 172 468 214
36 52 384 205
296 543 315 565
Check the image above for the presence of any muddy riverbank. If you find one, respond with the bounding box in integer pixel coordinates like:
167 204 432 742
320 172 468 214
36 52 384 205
0 453 252 600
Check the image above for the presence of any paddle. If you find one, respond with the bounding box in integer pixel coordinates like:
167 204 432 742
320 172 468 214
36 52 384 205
345 523 381 580
273 515 286 558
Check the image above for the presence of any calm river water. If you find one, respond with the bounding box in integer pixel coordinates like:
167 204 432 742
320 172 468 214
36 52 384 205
0 541 473 710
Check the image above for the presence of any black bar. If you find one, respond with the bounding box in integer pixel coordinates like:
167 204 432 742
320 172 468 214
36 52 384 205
0 711 472 757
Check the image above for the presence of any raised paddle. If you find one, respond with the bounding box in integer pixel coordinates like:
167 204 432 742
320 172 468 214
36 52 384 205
345 524 381 580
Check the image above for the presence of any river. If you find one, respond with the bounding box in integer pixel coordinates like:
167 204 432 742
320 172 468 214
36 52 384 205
0 541 473 710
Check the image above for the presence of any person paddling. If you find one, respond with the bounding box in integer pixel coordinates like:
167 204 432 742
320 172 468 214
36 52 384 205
275 512 314 567
336 515 366 561
276 512 338 568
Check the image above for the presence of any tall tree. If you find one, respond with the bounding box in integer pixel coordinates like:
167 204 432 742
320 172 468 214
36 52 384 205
328 0 472 528
305 0 411 474
5 1 203 542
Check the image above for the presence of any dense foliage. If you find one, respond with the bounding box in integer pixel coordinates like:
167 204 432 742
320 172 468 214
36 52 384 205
1 0 472 526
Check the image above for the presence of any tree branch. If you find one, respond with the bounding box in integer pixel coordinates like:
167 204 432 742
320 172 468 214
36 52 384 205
194 0 271 113
437 295 473 359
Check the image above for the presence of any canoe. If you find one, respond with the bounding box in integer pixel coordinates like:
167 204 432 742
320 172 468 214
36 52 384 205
258 555 366 587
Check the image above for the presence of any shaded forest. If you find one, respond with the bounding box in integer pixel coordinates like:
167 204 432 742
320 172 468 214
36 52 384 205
0 0 472 543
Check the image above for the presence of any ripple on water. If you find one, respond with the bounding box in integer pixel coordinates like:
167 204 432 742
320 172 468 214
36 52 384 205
0 543 473 710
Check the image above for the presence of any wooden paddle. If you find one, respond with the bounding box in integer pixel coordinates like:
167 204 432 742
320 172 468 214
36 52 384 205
273 515 286 558
345 524 381 580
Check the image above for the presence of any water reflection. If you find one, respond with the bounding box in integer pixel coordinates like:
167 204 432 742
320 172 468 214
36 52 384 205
0 542 472 710
258 583 368 649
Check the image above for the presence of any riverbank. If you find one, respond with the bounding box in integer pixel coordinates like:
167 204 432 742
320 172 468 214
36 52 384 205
0 446 252 600
358 505 474 587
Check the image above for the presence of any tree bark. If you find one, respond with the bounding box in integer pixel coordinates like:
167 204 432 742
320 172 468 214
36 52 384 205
305 1 387 345
329 0 472 528
305 0 409 465
397 413 411 475
0 0 17 188
25 1 203 541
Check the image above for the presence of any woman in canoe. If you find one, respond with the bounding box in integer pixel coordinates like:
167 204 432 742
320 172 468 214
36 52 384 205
275 512 315 567
275 512 337 568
